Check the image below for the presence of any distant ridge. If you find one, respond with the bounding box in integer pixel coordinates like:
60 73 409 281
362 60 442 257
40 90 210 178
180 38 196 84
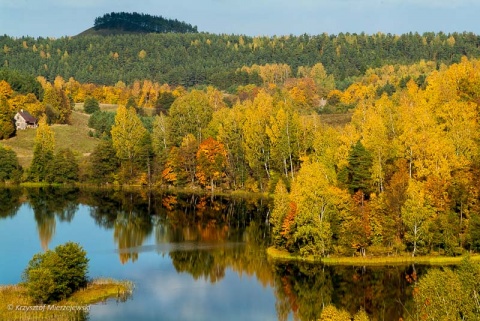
81 12 198 36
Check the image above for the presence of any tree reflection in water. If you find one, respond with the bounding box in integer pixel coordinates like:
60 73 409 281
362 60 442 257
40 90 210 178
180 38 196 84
0 187 22 219
270 262 420 321
156 194 273 286
27 187 79 250
114 211 153 264
0 187 446 320
86 190 271 268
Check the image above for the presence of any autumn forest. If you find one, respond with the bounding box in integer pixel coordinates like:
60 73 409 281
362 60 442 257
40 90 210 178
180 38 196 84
2 20 480 263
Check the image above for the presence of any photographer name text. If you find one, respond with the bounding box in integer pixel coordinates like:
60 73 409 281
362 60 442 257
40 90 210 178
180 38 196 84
7 304 90 313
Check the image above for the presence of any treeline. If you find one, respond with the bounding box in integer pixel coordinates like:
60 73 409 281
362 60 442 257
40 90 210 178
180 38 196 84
93 12 198 34
1 31 480 88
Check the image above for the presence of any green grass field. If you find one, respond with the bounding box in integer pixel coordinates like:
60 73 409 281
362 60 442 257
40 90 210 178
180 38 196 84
1 111 99 168
75 102 156 115
74 103 119 113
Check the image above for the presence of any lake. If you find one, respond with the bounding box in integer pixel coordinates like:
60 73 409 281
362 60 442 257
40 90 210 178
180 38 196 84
0 187 417 320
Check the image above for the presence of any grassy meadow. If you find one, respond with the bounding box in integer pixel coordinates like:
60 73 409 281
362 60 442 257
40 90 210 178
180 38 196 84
2 109 100 168
318 111 353 127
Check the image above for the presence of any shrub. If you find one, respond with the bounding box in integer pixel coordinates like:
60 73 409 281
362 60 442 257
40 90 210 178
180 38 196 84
83 96 100 114
22 242 89 303
0 145 22 182
88 110 115 137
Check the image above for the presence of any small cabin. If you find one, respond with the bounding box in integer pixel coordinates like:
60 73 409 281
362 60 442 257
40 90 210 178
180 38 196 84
319 97 328 108
14 109 38 130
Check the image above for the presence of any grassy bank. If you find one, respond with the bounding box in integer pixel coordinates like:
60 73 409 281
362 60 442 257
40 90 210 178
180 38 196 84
0 278 133 320
266 246 480 266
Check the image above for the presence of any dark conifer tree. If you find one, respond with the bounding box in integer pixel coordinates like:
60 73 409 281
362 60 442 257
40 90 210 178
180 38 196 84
339 141 373 197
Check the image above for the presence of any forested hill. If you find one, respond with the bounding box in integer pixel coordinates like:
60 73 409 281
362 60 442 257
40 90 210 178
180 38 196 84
91 12 198 34
2 31 480 88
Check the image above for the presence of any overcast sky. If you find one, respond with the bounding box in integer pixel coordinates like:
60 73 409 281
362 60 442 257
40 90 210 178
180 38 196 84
1 0 479 38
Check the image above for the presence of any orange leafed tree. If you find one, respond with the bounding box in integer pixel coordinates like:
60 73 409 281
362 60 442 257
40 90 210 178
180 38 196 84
281 202 297 239
195 137 227 192
161 156 178 185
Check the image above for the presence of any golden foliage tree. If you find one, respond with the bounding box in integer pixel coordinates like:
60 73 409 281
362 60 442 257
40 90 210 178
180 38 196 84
0 80 13 99
270 180 290 247
111 105 148 180
242 90 273 190
266 106 300 179
28 115 55 182
289 161 349 257
168 90 213 146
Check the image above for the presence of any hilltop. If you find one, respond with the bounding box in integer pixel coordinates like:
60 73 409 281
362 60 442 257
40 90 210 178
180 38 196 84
78 12 198 36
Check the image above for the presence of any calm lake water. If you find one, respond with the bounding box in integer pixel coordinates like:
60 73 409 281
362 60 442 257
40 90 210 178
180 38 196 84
0 187 418 320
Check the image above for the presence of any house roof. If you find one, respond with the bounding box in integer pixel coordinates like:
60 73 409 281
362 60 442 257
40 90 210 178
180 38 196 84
18 110 37 123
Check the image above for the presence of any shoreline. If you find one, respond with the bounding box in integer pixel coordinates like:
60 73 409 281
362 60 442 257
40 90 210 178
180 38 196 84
266 246 480 266
2 182 270 197
0 278 133 320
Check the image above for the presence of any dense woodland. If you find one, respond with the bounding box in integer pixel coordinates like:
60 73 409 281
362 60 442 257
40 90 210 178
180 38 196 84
1 31 480 88
3 24 480 261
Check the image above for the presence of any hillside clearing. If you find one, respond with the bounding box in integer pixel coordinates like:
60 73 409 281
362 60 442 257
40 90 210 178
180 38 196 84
74 103 119 112
1 111 99 168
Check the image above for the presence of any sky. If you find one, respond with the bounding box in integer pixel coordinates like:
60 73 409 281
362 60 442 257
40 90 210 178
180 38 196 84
1 0 480 38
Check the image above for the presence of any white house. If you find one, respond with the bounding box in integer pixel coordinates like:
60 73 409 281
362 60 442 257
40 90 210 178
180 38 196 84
14 109 38 130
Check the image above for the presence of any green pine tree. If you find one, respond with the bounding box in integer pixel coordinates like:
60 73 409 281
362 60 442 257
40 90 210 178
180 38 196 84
339 141 373 197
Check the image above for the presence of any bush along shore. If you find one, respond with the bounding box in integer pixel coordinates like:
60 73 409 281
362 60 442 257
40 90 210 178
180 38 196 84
1 242 134 321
